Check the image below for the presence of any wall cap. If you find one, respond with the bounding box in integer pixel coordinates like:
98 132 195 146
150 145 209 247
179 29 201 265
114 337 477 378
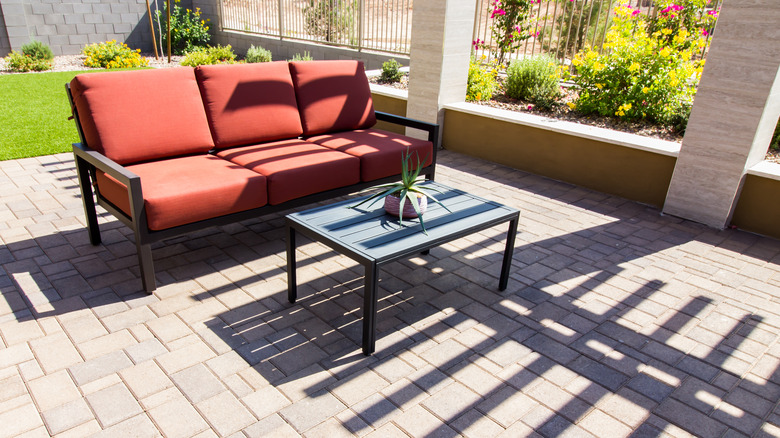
747 161 780 181
369 83 408 99
443 101 681 158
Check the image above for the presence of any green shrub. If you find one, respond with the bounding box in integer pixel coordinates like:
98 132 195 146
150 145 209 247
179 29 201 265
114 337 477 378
771 118 780 151
379 59 403 83
82 41 148 69
3 51 52 72
570 4 705 130
180 45 237 66
289 51 314 62
303 0 357 44
466 57 498 102
506 55 562 109
155 0 211 55
245 45 272 63
21 40 53 61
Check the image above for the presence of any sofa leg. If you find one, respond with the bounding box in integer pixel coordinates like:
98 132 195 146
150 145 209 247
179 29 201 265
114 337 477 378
75 157 101 246
137 243 156 293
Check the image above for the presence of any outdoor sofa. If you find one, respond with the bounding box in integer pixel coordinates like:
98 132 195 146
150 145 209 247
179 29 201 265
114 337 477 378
67 60 438 293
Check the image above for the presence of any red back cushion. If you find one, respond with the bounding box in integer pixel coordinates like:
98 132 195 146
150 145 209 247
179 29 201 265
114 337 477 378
70 68 215 165
289 60 377 136
195 62 303 149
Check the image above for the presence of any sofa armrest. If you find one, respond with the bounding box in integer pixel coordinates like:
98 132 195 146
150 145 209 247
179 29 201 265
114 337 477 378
375 111 440 146
72 142 146 229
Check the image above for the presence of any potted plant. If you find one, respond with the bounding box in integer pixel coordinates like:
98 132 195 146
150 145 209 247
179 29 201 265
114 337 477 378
350 150 450 234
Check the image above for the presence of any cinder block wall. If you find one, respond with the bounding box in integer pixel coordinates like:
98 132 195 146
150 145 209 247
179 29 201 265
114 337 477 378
0 0 193 56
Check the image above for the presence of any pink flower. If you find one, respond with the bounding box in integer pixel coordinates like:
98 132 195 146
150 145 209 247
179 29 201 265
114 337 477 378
702 29 709 36
707 9 719 16
491 8 506 18
632 9 641 16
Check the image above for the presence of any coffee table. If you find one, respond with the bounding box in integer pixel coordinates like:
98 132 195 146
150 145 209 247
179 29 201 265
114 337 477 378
285 181 519 355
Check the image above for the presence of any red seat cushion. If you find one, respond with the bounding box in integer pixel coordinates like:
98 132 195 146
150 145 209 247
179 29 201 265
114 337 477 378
195 62 303 149
289 60 376 136
95 155 268 231
70 68 214 165
216 139 360 205
306 129 433 182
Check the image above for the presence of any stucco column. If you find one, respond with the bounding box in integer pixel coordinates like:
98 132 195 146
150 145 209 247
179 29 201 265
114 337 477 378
405 0 477 142
663 1 780 228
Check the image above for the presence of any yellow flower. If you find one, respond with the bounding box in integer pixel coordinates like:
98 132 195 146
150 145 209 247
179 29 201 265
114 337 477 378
670 78 679 87
629 62 640 72
593 61 605 72
595 83 604 89
661 28 672 35
659 47 672 57
567 102 576 110
642 87 650 94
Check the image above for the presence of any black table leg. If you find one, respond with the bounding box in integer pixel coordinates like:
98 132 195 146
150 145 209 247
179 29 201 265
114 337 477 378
287 225 297 303
499 216 518 291
362 261 378 355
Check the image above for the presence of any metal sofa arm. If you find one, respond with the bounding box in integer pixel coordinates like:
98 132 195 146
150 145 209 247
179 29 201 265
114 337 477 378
374 111 440 146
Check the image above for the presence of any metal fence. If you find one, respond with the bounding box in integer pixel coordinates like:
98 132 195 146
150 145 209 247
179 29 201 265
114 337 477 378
472 0 724 65
219 0 413 55
219 0 722 61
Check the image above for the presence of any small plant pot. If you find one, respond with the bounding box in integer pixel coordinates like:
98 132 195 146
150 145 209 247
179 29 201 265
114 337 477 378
384 194 427 219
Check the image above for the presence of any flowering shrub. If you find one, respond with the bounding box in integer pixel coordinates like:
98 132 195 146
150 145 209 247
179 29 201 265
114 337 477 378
506 54 563 109
180 45 237 66
21 40 53 62
649 0 718 50
82 41 148 69
475 0 540 65
4 51 52 72
569 3 714 130
155 0 211 55
466 57 499 102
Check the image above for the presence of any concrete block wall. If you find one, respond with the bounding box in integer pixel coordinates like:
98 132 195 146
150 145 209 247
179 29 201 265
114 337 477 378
0 0 193 56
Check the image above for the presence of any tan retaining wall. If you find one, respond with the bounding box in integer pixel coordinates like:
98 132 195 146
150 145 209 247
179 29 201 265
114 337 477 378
731 172 780 240
442 105 678 208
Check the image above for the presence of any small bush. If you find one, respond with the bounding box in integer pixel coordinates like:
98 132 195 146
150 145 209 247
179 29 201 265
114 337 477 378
570 4 704 130
3 51 52 72
466 57 498 102
506 54 562 109
771 117 780 151
379 59 403 83
289 51 314 62
82 41 148 69
22 40 54 61
180 45 237 66
155 1 211 55
245 45 272 63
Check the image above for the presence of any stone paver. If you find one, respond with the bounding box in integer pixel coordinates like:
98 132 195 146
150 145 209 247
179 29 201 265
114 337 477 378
0 151 778 437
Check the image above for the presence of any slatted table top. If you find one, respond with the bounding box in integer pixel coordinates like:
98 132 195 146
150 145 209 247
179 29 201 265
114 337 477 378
285 181 520 265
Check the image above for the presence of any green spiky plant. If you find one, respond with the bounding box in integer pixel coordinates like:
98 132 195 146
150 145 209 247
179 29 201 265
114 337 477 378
350 150 450 234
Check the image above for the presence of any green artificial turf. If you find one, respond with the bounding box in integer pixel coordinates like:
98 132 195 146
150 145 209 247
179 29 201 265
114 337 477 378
0 70 92 160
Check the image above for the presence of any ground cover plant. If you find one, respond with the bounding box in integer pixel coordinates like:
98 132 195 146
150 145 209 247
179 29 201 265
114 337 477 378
0 71 86 160
245 45 272 63
180 45 237 66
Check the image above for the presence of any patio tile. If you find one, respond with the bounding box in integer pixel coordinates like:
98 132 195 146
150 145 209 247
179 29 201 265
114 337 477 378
68 350 132 386
119 360 173 400
28 333 82 374
0 403 44 438
85 383 142 428
89 414 159 438
279 390 347 433
242 414 300 438
170 364 226 404
40 398 94 435
26 370 80 411
196 391 255 436
147 397 210 438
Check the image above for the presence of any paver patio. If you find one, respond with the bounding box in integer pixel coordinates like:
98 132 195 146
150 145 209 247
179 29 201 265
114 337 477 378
0 150 778 437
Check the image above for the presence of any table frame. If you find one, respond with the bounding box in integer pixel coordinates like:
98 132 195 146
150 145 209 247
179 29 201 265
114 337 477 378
286 183 519 355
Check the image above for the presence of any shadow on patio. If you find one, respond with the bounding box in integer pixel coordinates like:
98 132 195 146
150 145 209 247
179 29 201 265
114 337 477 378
0 150 778 437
